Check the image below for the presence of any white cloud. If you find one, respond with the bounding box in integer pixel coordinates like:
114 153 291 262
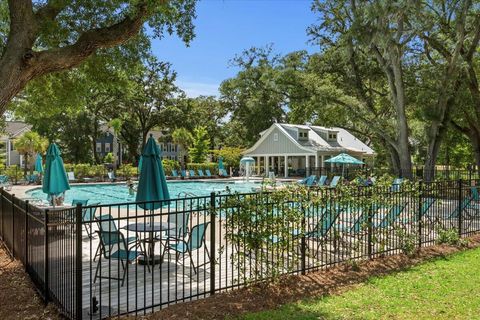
177 81 220 97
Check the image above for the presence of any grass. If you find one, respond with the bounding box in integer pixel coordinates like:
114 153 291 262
238 247 480 320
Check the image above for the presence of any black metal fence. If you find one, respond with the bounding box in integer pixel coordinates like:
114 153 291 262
304 166 480 181
1 179 480 319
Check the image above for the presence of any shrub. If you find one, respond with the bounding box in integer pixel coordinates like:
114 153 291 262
74 163 91 179
117 164 137 179
162 159 180 175
90 165 105 177
103 153 115 164
436 228 467 246
5 165 23 183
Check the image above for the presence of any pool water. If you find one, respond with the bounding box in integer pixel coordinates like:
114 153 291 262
25 180 262 205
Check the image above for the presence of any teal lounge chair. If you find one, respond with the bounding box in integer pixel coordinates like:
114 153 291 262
181 170 187 178
161 222 210 274
306 208 342 256
205 169 212 177
306 175 317 187
329 176 341 188
374 203 407 228
298 175 315 185
189 169 196 178
171 169 179 178
391 178 403 192
317 175 327 186
219 168 228 177
197 169 205 177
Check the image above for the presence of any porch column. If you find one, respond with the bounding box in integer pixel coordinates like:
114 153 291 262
277 156 281 174
315 154 319 170
265 155 269 176
256 157 260 175
284 155 288 178
305 155 310 176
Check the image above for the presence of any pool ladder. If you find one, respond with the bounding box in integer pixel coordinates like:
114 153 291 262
177 191 198 198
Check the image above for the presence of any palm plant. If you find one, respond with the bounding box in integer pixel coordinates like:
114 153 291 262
15 131 48 176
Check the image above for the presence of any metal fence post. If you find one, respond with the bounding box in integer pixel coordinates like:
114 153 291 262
209 192 216 296
300 215 306 275
0 188 3 240
25 200 29 269
75 204 83 319
458 179 463 237
367 190 373 259
44 209 49 301
11 193 15 258
417 181 423 248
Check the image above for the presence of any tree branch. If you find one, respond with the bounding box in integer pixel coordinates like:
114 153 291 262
31 2 149 73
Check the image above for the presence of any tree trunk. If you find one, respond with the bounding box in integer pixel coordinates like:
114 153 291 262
23 153 28 177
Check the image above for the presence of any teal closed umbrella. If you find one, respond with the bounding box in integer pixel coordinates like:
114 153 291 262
42 143 70 203
138 155 143 174
325 153 364 176
35 153 43 173
218 156 225 174
136 135 170 210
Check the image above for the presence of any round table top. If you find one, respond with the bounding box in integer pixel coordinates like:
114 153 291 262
123 222 176 233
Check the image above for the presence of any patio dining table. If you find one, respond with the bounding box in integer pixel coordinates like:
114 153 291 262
123 222 176 265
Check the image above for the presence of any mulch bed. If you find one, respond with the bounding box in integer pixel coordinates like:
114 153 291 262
130 234 480 320
0 244 62 320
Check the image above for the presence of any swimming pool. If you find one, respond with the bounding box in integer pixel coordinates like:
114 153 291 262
25 180 262 205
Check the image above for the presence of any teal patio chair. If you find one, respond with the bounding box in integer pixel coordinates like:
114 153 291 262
189 169 197 178
298 175 315 186
82 203 100 238
94 214 138 261
161 222 210 274
171 169 179 178
94 230 149 286
197 169 205 178
160 211 191 243
391 178 403 192
205 169 212 177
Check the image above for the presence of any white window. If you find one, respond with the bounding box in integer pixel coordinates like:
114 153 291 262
105 143 111 153
273 133 279 141
328 133 337 140
96 143 102 153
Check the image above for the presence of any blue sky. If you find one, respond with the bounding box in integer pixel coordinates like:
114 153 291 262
151 0 318 97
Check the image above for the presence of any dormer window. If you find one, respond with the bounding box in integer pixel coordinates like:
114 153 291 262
298 130 308 140
328 133 337 140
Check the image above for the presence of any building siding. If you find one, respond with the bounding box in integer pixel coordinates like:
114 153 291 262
248 127 312 155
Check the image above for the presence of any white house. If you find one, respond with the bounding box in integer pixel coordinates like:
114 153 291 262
0 121 32 166
243 123 375 177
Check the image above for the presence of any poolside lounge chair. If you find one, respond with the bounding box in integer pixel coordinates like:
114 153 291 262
171 169 179 178
374 203 407 229
305 208 342 256
298 175 315 185
0 175 11 190
205 169 213 178
94 229 149 286
189 169 197 178
329 176 341 188
197 169 205 178
67 171 77 182
161 222 210 274
317 175 327 186
219 168 229 177
391 178 403 192
181 170 187 179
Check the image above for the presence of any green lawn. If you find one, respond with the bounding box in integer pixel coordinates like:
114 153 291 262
239 247 480 320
